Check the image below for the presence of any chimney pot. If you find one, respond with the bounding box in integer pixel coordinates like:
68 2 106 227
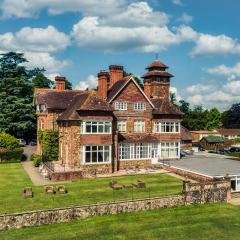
98 71 108 100
109 65 124 88
55 76 66 90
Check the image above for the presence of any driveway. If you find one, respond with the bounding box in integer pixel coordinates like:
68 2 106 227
23 145 36 160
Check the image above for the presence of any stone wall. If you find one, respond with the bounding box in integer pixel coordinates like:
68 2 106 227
0 179 231 231
0 196 184 230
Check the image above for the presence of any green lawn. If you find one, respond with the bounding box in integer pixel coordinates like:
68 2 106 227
0 163 182 214
1 204 239 240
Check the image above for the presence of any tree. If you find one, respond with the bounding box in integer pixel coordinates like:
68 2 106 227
222 103 240 128
32 73 53 89
170 92 176 104
0 52 36 140
205 108 222 130
65 79 72 90
178 100 190 113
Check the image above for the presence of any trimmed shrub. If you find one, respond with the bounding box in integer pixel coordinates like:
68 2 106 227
0 131 21 150
30 154 42 167
38 130 59 161
0 148 23 162
33 155 42 167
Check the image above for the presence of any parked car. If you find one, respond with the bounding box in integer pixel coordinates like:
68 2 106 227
29 140 37 146
229 147 240 153
18 139 26 146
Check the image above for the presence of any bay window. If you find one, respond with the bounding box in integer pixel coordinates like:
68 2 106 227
81 121 112 134
134 120 145 133
83 145 112 163
119 142 180 160
154 122 180 133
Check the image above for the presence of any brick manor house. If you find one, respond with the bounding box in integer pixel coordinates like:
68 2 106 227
34 60 190 179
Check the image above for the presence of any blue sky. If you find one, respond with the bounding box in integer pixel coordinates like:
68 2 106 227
0 0 240 110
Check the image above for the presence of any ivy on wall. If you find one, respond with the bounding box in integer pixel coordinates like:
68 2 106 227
38 130 59 161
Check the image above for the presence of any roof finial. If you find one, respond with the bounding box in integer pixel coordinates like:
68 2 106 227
155 53 159 60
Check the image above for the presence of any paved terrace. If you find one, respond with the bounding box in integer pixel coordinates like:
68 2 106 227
168 153 240 178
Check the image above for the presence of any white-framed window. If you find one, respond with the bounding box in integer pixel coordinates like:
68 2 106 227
81 121 112 134
117 121 126 133
161 142 179 158
154 122 180 133
115 102 127 110
134 120 145 133
36 104 46 113
118 142 180 160
134 103 146 110
83 145 112 164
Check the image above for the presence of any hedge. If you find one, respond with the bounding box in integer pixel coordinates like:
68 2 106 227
230 152 240 158
0 148 24 162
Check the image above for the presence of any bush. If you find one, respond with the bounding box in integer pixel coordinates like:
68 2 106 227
0 131 21 150
39 130 59 161
30 154 42 167
0 148 23 162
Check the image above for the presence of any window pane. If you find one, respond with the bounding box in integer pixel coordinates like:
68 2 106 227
98 151 103 162
104 151 109 162
98 124 104 133
92 152 97 162
86 125 91 133
85 152 91 162
85 146 91 151
92 146 97 151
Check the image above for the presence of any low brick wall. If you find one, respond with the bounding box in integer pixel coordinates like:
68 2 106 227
0 179 231 231
0 195 183 230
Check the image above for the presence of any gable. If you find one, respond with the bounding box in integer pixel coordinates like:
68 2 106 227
108 78 154 108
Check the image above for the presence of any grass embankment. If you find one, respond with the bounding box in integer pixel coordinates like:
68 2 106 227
0 204 239 240
0 163 182 214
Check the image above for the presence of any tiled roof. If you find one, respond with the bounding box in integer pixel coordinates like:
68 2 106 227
217 128 240 136
151 99 183 115
118 134 160 143
146 60 168 69
34 89 86 109
202 135 224 143
58 93 112 121
107 76 132 101
190 130 218 134
142 70 174 78
181 126 192 141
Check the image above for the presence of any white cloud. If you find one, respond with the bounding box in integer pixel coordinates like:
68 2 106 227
71 16 181 53
176 13 193 24
0 25 70 76
191 34 240 56
184 80 240 110
74 75 98 90
102 2 169 27
170 86 181 101
205 63 240 78
24 52 70 73
0 0 127 18
0 26 70 52
172 0 183 6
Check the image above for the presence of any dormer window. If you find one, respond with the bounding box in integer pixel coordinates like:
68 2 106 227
134 103 145 110
115 102 127 110
36 104 46 113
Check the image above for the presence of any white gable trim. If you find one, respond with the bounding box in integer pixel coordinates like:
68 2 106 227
108 76 154 108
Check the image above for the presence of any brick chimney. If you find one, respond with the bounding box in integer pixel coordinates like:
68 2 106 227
144 81 151 98
55 76 66 90
98 71 108 100
109 65 123 87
